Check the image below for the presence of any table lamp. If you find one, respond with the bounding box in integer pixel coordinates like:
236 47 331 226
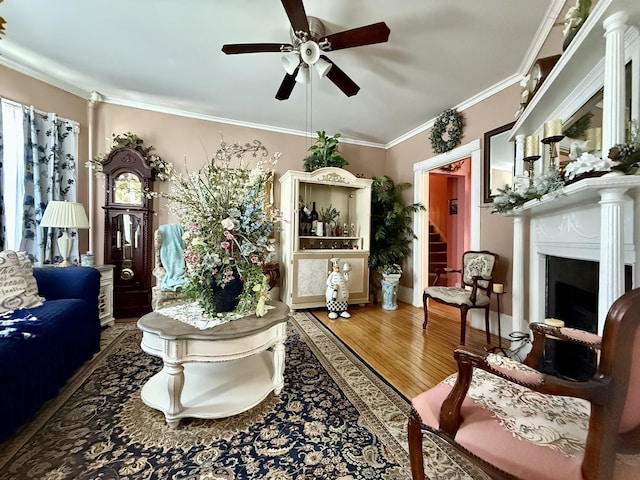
40 201 90 267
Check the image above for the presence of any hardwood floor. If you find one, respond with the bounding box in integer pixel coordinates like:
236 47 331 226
310 300 500 400
118 300 499 401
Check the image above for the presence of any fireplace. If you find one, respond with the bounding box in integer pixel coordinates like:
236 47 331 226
542 256 599 380
510 176 640 360
541 256 633 380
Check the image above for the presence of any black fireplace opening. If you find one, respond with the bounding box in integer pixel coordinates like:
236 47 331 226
542 255 632 381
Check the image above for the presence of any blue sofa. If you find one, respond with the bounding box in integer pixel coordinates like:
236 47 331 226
0 266 101 443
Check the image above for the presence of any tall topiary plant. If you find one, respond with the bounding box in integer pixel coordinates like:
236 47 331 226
369 175 425 272
303 131 348 172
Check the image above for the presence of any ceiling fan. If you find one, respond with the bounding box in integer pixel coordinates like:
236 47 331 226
221 0 390 101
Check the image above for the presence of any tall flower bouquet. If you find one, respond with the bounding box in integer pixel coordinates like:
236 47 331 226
164 138 280 318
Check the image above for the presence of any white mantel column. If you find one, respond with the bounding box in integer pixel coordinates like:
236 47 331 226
511 215 526 342
602 12 628 154
598 188 627 331
514 134 525 176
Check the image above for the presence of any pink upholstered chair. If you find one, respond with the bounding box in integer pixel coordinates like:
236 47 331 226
408 287 640 480
423 250 498 345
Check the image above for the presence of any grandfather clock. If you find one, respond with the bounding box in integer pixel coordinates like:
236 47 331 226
102 147 155 318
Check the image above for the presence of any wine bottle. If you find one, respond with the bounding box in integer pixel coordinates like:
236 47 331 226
310 202 319 235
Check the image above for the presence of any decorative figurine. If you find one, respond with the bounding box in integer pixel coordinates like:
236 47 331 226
326 258 351 320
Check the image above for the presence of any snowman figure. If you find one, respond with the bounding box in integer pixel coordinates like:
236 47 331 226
326 258 351 320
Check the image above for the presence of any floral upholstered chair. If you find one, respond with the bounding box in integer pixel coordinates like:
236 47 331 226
423 250 498 345
408 287 640 480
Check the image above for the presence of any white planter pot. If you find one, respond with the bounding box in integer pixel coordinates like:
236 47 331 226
381 274 401 310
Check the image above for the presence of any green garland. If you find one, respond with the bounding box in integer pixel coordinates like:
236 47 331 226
430 108 464 154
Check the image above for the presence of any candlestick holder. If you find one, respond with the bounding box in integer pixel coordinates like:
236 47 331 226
541 134 564 170
523 154 541 179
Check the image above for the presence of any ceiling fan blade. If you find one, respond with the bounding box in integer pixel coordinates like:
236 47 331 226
281 0 309 35
321 22 390 51
222 43 290 54
321 56 360 97
276 71 297 101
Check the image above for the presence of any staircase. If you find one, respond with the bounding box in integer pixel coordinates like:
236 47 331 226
428 223 448 286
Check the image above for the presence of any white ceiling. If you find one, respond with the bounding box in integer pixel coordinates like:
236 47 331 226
0 0 563 147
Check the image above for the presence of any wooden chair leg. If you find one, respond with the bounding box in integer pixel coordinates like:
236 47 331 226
408 408 427 480
460 306 468 345
422 292 429 330
484 306 491 345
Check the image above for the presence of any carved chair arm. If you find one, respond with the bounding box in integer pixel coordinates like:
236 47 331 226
439 347 608 438
433 267 461 286
468 275 493 304
523 322 602 369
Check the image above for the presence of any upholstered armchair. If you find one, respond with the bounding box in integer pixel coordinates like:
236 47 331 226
408 287 640 480
423 250 498 345
151 225 188 310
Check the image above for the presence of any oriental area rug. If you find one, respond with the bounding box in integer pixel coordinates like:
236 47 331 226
0 312 484 479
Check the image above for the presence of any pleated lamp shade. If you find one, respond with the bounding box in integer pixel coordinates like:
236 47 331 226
40 201 90 229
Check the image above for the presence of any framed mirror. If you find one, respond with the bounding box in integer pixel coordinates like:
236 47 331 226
483 122 515 203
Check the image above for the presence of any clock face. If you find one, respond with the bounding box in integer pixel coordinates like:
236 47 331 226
529 63 542 93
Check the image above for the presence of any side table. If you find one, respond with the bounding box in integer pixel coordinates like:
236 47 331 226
489 291 509 356
137 301 289 428
94 264 115 327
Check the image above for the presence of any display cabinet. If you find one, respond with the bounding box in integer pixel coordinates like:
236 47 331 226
279 167 372 310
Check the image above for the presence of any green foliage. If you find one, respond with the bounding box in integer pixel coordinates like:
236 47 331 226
369 175 425 272
303 131 348 172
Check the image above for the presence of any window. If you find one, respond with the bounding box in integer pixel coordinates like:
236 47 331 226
1 99 25 250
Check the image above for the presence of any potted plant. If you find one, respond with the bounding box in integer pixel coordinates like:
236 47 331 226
303 131 348 172
369 175 425 305
320 204 340 236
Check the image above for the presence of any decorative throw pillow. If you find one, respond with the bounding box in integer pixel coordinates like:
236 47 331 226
16 251 44 302
0 250 44 314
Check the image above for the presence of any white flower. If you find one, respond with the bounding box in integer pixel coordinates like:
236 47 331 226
564 152 614 180
221 217 234 230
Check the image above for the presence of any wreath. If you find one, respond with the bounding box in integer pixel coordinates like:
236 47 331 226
430 108 464 154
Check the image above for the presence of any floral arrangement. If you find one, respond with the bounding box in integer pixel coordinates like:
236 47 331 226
564 151 615 181
609 120 640 175
86 132 173 181
493 168 564 214
378 264 403 276
163 137 280 318
430 108 465 154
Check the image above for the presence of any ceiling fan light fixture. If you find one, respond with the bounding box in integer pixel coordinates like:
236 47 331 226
315 57 332 78
295 65 310 84
282 51 300 75
300 40 320 65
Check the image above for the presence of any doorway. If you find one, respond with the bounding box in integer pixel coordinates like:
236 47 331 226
428 169 468 285
412 140 481 306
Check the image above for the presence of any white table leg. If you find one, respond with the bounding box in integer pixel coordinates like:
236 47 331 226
272 326 287 394
164 361 184 428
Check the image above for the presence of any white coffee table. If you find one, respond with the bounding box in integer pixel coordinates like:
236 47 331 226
137 301 289 428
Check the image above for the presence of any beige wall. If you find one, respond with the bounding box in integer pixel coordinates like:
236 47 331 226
2 61 547 315
91 103 387 264
386 85 521 313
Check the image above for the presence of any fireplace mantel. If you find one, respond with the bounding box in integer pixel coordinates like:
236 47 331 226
511 175 640 337
512 175 640 217
507 2 640 343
